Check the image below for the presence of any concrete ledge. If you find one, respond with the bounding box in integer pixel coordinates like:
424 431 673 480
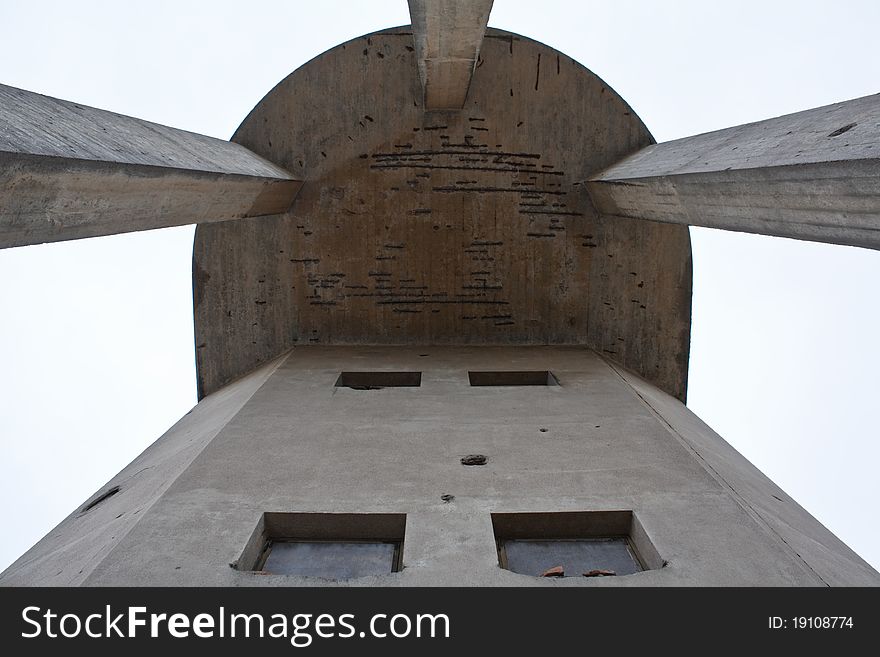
0 84 302 248
587 94 880 249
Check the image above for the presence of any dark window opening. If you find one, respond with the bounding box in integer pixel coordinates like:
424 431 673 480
237 512 405 580
335 371 421 389
469 371 558 386
492 510 662 578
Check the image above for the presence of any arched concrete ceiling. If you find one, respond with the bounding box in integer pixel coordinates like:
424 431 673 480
193 27 692 401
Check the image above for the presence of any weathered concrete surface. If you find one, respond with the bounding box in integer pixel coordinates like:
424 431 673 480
194 28 692 402
587 93 880 249
0 353 287 586
408 0 494 109
605 358 879 587
2 347 875 586
0 84 301 248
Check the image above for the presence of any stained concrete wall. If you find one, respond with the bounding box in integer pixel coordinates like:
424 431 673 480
4 346 875 586
193 28 692 403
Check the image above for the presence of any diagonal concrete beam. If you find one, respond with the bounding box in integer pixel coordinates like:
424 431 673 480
586 93 880 250
0 84 301 249
408 0 493 110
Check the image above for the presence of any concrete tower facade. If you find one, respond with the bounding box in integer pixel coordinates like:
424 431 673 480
2 1 879 586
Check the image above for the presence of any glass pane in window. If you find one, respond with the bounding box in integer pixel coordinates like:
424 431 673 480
502 538 641 577
263 541 397 579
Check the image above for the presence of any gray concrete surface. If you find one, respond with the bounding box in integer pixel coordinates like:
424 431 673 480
407 0 493 109
3 346 876 586
587 93 880 249
0 354 286 585
0 84 301 248
194 28 692 403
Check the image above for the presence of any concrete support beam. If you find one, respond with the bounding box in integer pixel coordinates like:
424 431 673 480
586 94 880 250
408 0 493 109
0 84 302 249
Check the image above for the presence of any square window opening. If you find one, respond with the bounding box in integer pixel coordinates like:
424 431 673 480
335 371 421 389
468 371 559 386
491 510 662 578
236 512 405 579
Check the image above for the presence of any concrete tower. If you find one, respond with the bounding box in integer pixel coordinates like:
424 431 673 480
2 1 878 586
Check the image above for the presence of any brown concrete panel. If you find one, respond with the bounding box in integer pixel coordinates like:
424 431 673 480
193 28 692 401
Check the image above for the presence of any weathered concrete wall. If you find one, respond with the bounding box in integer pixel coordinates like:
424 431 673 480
0 84 301 248
193 28 692 402
606 359 879 587
587 93 880 249
4 347 875 586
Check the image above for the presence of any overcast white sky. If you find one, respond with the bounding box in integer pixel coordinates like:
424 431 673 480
0 0 878 574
